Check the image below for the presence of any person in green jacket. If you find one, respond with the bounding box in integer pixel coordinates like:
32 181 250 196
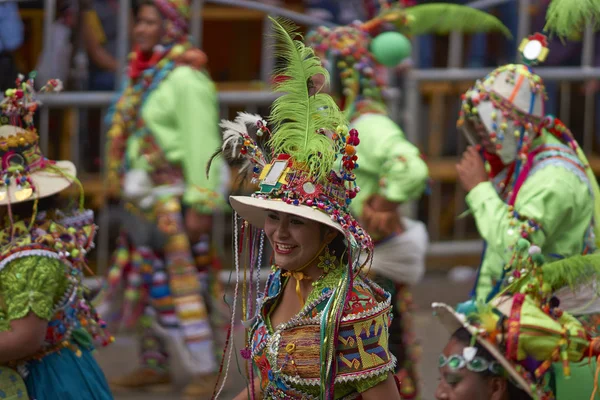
99 0 226 398
456 34 600 337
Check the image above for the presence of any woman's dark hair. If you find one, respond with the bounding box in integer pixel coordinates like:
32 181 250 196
319 225 347 261
452 327 532 400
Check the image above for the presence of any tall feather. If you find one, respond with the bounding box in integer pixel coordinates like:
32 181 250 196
404 4 512 37
267 17 345 182
544 0 600 40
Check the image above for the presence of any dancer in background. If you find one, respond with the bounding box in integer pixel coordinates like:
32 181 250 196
101 0 226 397
0 75 113 399
306 2 511 396
455 35 600 323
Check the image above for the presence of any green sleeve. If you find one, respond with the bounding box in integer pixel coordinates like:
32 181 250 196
150 66 226 214
353 371 389 393
467 166 588 301
0 256 66 325
354 114 428 203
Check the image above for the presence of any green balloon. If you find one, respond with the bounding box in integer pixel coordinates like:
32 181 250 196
370 31 412 67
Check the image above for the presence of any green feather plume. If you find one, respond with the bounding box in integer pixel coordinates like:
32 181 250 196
267 17 345 182
541 253 600 292
544 0 600 40
496 253 600 298
404 4 512 38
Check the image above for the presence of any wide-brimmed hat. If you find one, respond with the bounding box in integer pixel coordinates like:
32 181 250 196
214 19 373 254
433 242 600 400
433 295 590 399
0 125 76 205
306 3 511 121
230 196 344 237
0 75 75 206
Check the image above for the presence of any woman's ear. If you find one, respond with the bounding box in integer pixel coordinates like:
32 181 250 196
324 229 338 245
488 377 508 400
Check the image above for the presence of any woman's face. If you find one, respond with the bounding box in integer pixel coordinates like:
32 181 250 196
134 5 164 53
435 338 507 400
264 211 335 271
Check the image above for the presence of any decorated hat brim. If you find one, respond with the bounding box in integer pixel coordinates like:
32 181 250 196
0 160 76 206
230 195 346 237
432 301 534 397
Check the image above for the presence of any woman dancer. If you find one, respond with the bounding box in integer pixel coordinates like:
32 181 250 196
0 75 113 399
213 18 401 400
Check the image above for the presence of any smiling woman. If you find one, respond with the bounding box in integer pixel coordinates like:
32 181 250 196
211 18 402 400
264 211 337 272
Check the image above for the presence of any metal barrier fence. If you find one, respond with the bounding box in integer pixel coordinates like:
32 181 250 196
33 0 600 271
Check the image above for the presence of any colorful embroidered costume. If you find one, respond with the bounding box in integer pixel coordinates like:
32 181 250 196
305 3 512 396
210 18 401 400
100 0 226 394
458 36 600 316
0 75 112 399
251 268 394 399
435 241 600 400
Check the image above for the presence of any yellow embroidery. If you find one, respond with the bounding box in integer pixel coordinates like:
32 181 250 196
337 335 356 347
338 354 361 370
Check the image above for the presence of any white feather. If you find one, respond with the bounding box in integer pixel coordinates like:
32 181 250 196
217 112 269 179
219 119 247 157
235 112 266 128
219 119 246 133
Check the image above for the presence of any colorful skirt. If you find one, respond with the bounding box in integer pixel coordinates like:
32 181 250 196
102 197 227 374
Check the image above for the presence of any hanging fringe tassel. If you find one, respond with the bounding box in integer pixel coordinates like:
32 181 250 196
212 213 242 399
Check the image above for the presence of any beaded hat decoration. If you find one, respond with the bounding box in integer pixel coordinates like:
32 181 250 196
306 1 511 119
458 34 550 165
152 0 190 42
436 242 600 400
0 74 78 206
219 18 373 255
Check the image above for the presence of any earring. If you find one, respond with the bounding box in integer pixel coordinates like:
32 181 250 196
317 246 337 273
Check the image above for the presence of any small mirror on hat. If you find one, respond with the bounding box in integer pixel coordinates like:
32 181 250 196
518 33 549 66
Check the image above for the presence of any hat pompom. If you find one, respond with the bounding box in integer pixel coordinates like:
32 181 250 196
370 31 412 67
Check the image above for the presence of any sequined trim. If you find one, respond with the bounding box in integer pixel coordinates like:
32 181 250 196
0 248 59 271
